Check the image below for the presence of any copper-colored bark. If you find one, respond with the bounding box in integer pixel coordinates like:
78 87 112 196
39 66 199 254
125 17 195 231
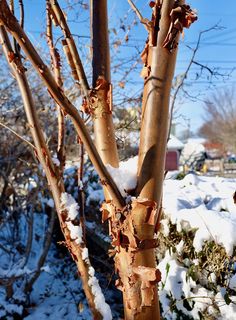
48 0 90 97
46 3 65 171
114 1 182 318
90 0 119 170
137 0 179 211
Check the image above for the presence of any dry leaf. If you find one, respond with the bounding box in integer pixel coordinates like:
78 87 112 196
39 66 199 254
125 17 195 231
118 81 125 89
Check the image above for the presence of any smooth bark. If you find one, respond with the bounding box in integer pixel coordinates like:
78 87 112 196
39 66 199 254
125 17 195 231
137 0 179 212
90 0 119 170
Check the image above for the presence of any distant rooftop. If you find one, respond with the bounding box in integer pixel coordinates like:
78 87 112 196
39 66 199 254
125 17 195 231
168 134 184 150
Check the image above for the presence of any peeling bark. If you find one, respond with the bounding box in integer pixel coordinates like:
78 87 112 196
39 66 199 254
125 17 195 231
102 198 161 319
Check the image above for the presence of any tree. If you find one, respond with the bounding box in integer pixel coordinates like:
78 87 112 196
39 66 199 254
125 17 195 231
0 0 197 319
199 87 236 153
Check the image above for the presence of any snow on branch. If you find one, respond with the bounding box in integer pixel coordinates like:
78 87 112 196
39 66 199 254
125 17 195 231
60 193 112 319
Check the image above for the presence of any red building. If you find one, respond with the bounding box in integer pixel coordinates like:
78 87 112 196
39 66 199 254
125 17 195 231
165 135 184 171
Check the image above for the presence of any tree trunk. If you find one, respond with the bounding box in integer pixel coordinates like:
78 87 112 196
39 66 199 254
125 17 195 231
137 0 179 210
0 0 197 318
90 0 119 171
113 1 180 318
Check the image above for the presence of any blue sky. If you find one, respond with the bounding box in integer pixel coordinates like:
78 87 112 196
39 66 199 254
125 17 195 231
19 1 236 135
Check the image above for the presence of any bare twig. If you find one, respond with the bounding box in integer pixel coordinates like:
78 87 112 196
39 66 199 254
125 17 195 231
24 206 55 293
77 136 86 236
127 0 144 23
127 0 151 31
168 25 220 140
0 25 110 319
18 0 24 28
23 208 34 267
0 121 36 149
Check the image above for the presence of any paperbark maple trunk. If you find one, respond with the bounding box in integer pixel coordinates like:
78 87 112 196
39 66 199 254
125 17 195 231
137 0 179 209
114 1 180 319
90 0 119 170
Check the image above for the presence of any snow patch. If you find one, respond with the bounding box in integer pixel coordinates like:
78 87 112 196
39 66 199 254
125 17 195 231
106 156 138 196
88 266 112 320
61 192 80 221
52 155 60 167
47 198 54 208
229 274 236 290
163 174 236 255
81 247 89 261
66 221 83 245
159 250 215 319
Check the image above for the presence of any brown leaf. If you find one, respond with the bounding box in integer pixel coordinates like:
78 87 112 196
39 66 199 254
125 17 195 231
78 301 84 313
118 81 125 89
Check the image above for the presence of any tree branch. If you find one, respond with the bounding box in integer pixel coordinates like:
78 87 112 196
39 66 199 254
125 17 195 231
127 0 151 31
168 25 222 140
0 0 125 208
48 0 90 97
90 0 119 173
0 121 36 150
0 25 111 319
46 2 66 172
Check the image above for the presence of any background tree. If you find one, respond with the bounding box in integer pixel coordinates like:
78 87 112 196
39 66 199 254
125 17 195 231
199 87 236 153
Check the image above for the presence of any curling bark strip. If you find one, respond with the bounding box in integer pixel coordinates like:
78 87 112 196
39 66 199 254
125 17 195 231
114 1 197 319
0 25 108 320
0 0 125 209
102 197 161 319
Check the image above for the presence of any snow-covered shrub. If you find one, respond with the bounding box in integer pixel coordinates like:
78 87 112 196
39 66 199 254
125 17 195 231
158 173 236 319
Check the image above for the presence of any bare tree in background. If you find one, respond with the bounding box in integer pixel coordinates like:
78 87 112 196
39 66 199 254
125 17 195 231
0 0 197 319
199 87 236 153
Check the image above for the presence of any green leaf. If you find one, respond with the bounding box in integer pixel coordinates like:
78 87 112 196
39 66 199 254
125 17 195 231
224 292 232 305
166 262 170 275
